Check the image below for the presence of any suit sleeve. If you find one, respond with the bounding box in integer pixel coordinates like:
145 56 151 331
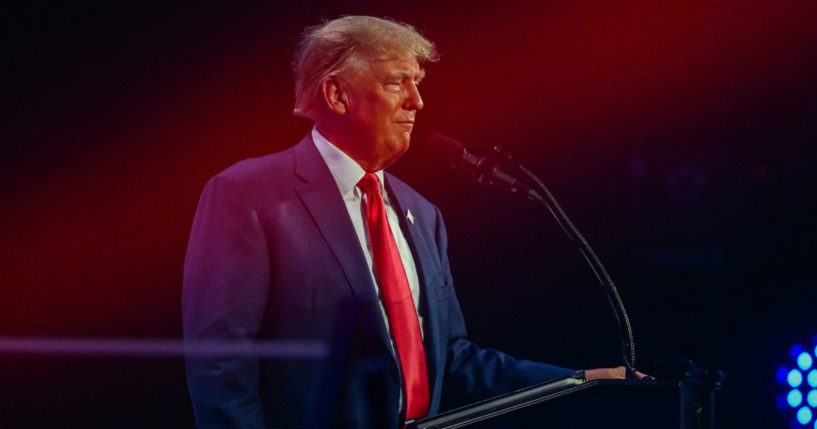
182 175 270 429
431 207 576 408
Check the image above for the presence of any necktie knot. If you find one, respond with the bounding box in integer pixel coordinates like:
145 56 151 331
358 172 380 197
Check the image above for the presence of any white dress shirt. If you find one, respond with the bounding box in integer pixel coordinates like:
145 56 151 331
311 127 424 337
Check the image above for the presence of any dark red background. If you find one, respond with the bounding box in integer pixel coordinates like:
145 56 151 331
3 1 816 427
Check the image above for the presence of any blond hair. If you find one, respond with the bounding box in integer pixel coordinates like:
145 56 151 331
292 16 439 119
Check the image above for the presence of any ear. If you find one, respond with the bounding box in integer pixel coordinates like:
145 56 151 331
319 76 348 115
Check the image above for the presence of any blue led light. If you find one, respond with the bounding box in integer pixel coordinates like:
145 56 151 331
792 344 807 359
791 369 805 388
809 390 817 408
810 370 817 388
778 394 792 411
789 390 804 407
798 407 813 425
779 366 794 384
801 353 815 371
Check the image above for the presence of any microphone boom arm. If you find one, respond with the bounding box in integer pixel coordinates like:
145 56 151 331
441 135 638 378
506 153 637 378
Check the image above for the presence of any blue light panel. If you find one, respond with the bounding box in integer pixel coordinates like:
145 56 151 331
778 336 817 425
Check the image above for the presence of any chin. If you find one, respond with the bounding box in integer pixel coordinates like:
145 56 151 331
395 138 411 156
398 132 413 148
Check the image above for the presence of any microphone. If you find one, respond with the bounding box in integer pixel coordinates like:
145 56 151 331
427 133 542 201
423 131 639 377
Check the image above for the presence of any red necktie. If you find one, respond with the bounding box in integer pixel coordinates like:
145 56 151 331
358 173 430 420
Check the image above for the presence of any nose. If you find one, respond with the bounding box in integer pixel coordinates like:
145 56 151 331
404 81 424 111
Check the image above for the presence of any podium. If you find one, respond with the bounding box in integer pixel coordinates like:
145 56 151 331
408 361 725 429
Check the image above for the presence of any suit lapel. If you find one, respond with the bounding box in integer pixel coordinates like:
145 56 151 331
292 136 377 302
292 138 444 398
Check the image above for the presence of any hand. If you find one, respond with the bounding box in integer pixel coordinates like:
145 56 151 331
584 366 651 381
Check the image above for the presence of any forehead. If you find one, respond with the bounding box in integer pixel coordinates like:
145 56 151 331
366 56 425 78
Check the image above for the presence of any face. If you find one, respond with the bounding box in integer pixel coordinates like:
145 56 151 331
338 56 425 171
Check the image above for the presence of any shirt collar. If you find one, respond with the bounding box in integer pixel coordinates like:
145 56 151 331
311 127 386 199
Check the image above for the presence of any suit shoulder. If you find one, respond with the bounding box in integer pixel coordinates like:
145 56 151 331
197 142 304 207
215 146 297 185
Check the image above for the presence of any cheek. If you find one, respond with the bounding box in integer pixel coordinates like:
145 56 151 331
374 93 401 116
360 99 392 122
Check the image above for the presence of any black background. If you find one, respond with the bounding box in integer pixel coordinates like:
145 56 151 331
3 1 816 427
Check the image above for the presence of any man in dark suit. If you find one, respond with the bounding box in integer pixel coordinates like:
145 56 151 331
183 15 630 429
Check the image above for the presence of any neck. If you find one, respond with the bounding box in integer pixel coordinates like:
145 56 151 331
314 122 384 172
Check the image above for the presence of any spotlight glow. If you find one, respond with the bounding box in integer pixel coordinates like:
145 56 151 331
810 370 817 388
801 353 815 371
791 369 805 388
798 407 813 424
789 390 804 407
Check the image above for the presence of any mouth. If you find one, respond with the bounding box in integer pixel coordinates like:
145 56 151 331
396 121 415 128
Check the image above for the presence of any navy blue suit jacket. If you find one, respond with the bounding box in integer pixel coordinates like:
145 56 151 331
183 135 575 428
